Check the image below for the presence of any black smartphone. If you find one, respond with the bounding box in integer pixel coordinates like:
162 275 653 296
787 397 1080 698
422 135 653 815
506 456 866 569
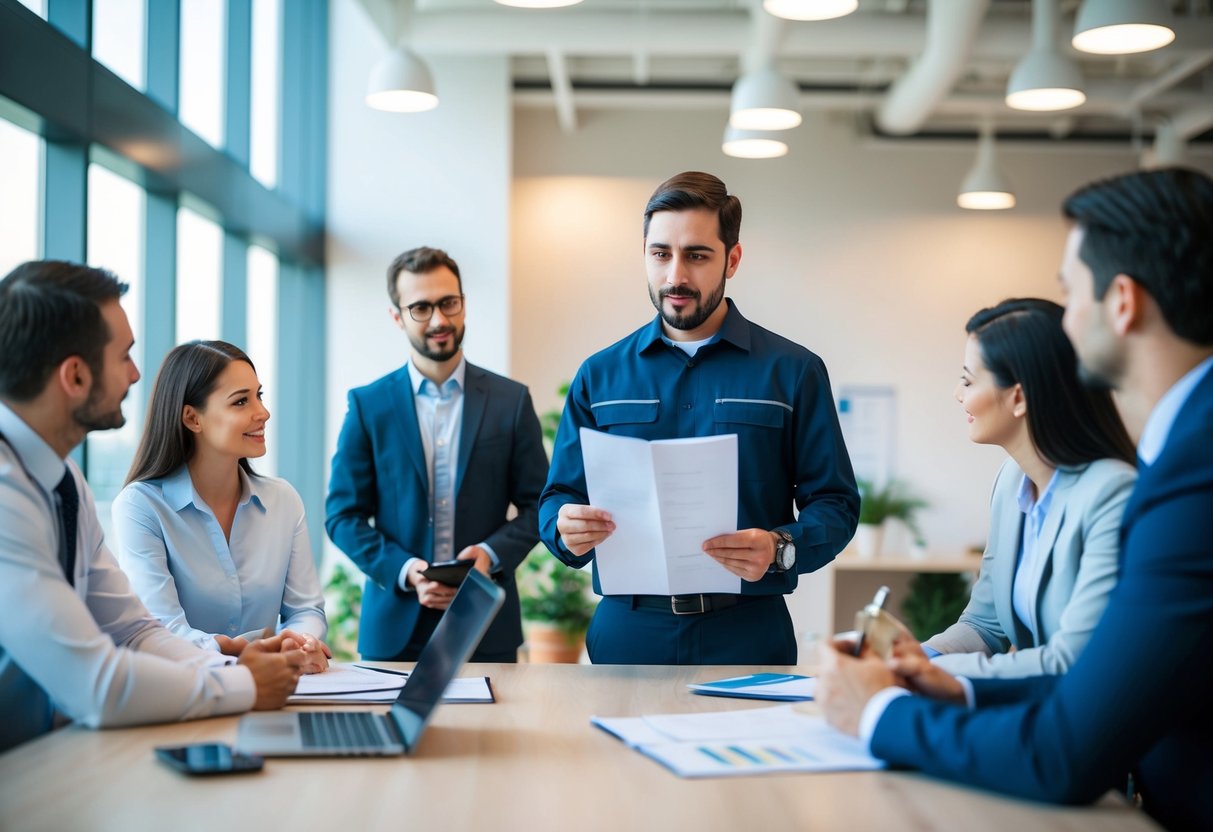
421 558 475 587
155 743 264 776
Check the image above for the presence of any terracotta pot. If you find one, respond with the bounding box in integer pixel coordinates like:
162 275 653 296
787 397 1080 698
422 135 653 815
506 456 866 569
524 622 585 663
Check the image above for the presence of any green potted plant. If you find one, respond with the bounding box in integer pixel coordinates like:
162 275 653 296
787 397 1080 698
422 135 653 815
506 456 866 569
855 478 928 559
517 545 597 662
322 557 363 661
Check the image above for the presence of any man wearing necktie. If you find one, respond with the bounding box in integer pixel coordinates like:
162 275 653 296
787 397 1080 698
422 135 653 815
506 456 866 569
0 260 306 752
326 247 548 662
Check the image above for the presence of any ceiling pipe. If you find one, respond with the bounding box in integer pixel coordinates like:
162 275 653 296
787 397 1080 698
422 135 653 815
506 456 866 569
875 0 992 135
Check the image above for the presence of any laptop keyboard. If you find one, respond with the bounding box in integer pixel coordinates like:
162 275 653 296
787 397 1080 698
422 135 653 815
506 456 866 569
299 711 395 751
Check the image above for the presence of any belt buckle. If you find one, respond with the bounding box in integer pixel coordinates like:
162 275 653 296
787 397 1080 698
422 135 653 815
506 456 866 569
671 594 707 615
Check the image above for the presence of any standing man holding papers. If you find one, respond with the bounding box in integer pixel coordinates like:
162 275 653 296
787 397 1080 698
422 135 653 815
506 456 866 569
539 172 860 665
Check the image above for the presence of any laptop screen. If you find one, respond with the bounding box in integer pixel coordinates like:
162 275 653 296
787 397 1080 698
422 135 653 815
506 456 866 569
388 568 505 748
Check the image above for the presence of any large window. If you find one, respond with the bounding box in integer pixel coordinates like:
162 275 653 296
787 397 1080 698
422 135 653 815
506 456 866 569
250 0 281 188
15 0 46 17
179 0 228 148
0 116 43 276
246 244 279 475
85 163 147 526
176 204 223 343
92 0 146 90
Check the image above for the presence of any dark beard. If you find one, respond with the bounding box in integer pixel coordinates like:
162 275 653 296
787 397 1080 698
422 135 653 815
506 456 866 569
1076 361 1118 392
649 267 727 332
72 378 126 432
409 324 464 362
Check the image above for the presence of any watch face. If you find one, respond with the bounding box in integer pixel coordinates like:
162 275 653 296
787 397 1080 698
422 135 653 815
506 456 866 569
777 537 796 570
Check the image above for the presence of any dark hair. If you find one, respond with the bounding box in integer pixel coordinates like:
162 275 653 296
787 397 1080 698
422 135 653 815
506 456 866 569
643 172 742 253
1062 167 1213 345
0 260 128 402
967 298 1135 467
126 341 259 484
386 246 462 308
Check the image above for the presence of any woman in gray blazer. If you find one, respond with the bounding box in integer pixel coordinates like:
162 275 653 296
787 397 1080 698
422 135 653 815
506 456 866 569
923 299 1136 678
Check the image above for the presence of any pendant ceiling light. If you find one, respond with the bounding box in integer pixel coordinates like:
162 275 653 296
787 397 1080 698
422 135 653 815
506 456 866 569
1006 0 1086 112
366 45 438 113
1072 0 1176 55
722 126 789 159
729 66 802 131
761 0 857 22
958 125 1016 211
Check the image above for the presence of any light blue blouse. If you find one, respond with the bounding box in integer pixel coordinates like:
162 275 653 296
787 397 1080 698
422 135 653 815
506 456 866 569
111 466 326 651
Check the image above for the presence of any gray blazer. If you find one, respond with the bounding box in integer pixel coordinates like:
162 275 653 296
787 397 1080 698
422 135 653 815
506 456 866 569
925 457 1136 678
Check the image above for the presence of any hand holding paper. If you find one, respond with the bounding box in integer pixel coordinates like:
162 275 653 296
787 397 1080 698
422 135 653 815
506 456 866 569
580 428 740 595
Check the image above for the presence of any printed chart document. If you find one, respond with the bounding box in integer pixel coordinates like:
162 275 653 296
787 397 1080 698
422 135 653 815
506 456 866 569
580 428 740 595
591 704 883 778
286 663 494 704
688 673 816 702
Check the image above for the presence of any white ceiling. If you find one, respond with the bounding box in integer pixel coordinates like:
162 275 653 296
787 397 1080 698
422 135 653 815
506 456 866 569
357 0 1213 146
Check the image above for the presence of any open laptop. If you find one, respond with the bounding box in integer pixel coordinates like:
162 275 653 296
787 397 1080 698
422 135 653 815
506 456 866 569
236 568 504 757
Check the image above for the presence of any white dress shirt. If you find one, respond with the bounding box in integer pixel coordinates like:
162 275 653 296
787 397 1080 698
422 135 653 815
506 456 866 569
111 465 326 650
0 402 254 752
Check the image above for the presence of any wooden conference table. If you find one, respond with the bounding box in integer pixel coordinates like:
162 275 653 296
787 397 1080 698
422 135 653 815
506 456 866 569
0 663 1157 832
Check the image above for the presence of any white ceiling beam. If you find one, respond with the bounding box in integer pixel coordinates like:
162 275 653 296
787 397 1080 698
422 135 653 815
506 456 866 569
513 86 1209 119
409 11 1213 61
546 50 578 133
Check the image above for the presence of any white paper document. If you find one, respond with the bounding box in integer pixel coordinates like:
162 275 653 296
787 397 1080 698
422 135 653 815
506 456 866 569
286 663 494 704
591 704 883 778
580 428 740 595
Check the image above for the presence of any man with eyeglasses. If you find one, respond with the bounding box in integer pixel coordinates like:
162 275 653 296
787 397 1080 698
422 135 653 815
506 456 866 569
327 247 547 662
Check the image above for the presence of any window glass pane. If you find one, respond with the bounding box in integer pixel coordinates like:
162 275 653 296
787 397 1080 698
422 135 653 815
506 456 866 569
176 205 223 343
92 0 146 90
0 117 43 276
15 0 46 17
85 163 146 531
250 0 281 187
246 245 279 476
179 0 227 148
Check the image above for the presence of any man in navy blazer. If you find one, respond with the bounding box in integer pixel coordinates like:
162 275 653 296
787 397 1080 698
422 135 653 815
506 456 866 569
326 247 548 662
817 168 1213 832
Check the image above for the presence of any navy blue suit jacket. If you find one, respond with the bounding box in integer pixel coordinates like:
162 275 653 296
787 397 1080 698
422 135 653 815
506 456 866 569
871 366 1213 831
325 363 548 658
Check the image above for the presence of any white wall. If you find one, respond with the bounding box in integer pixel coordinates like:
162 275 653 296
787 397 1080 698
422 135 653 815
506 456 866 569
509 107 1212 643
325 1 512 561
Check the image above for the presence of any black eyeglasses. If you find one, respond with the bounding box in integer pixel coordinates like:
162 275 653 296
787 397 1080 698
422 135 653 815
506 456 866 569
402 294 464 322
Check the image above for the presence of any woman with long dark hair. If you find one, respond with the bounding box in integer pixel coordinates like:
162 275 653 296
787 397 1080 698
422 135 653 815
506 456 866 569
922 298 1136 678
112 341 329 672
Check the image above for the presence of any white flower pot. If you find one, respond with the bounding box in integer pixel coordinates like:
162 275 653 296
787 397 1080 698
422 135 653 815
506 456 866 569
855 523 885 559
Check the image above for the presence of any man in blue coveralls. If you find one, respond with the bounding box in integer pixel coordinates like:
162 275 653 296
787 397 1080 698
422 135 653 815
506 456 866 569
538 171 860 665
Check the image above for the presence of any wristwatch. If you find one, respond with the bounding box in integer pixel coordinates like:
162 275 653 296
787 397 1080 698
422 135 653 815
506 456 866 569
771 530 796 572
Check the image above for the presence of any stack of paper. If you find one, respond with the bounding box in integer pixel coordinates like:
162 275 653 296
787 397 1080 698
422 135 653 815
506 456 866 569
592 704 882 778
287 663 494 704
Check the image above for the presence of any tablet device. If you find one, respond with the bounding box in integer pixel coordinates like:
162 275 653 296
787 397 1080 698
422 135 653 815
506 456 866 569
422 559 475 587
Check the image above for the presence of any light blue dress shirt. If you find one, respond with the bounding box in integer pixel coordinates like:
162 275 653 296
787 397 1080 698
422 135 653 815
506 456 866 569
397 358 498 590
111 465 326 650
1138 355 1213 466
1011 470 1059 644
